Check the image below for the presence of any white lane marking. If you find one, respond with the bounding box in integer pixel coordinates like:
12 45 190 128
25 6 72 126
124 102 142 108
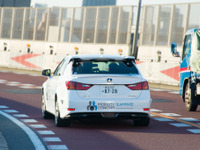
30 124 47 129
0 105 9 109
19 86 34 89
29 74 42 77
43 137 61 142
0 79 7 83
153 118 174 121
0 79 39 89
5 82 21 86
0 110 46 150
13 114 29 118
7 81 20 84
20 83 35 86
21 119 38 123
48 145 68 150
187 129 200 134
160 113 181 117
3 110 19 113
5 84 18 86
170 123 192 127
38 130 55 135
179 118 200 121
0 105 68 149
150 109 162 112
168 91 179 94
150 88 168 92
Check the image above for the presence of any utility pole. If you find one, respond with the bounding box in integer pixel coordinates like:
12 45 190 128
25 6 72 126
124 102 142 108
132 0 142 59
2 0 5 6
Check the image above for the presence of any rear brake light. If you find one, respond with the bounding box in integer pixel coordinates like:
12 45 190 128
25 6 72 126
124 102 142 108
143 108 150 111
126 81 149 90
66 81 93 90
68 108 75 111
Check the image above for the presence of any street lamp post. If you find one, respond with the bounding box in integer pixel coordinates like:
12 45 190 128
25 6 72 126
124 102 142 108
132 0 142 59
2 0 5 6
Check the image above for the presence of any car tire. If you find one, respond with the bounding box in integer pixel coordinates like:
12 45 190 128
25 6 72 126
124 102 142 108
55 101 71 127
134 117 150 126
185 83 198 111
42 94 53 119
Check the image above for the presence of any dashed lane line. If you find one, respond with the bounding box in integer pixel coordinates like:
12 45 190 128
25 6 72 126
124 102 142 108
0 105 68 149
0 79 41 89
43 137 62 142
0 110 46 150
48 145 68 150
30 124 47 129
151 111 200 129
170 123 192 127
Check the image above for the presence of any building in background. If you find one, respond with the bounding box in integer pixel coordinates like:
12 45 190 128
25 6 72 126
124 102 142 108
82 0 116 6
0 0 30 7
31 3 48 7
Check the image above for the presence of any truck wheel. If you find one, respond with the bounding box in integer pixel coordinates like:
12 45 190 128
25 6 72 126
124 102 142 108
185 83 198 111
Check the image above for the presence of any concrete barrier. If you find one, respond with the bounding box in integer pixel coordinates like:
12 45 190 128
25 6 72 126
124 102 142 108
0 41 181 86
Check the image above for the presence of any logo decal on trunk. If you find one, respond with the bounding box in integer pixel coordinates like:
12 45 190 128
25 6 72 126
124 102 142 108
87 101 134 111
87 101 97 111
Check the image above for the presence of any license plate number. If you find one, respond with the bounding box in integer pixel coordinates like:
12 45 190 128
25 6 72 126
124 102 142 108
102 86 118 94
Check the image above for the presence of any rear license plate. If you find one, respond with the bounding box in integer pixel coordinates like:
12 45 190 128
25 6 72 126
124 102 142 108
102 85 118 94
101 113 116 118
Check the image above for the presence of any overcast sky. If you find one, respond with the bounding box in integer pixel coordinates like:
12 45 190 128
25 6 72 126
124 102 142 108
31 0 200 7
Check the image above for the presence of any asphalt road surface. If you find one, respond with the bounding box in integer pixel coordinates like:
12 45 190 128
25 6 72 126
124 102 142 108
0 70 200 150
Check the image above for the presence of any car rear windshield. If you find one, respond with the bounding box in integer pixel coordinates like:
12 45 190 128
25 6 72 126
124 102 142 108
72 60 139 75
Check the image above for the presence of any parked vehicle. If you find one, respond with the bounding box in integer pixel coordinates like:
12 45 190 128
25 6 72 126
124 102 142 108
41 54 151 127
172 29 200 111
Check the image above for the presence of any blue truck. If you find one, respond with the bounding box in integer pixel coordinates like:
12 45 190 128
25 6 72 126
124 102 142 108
172 29 200 111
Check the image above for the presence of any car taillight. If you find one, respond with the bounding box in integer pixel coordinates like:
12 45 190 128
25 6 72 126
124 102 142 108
126 81 149 90
66 81 93 90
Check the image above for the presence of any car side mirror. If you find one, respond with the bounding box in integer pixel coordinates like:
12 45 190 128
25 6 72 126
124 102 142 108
171 42 180 57
42 69 51 77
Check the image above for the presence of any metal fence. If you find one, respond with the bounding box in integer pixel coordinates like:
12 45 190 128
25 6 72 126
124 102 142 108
0 6 134 45
140 3 200 46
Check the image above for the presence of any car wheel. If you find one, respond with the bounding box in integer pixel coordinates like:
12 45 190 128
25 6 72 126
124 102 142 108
134 117 150 126
41 94 53 119
185 83 198 111
55 101 71 127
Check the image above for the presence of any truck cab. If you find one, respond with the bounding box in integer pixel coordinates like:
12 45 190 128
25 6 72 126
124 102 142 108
172 29 200 111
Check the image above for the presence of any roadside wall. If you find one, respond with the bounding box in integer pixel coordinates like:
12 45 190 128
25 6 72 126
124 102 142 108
0 40 130 71
137 46 182 86
0 40 181 86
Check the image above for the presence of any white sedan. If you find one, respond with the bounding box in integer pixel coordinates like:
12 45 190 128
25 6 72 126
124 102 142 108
41 54 152 127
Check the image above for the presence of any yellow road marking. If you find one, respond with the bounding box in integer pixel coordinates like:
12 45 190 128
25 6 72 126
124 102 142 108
151 111 200 128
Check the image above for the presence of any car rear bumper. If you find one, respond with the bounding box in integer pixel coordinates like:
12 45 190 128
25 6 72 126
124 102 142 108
64 112 149 120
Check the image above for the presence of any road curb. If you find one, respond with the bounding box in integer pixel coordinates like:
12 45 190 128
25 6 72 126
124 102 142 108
149 83 179 91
